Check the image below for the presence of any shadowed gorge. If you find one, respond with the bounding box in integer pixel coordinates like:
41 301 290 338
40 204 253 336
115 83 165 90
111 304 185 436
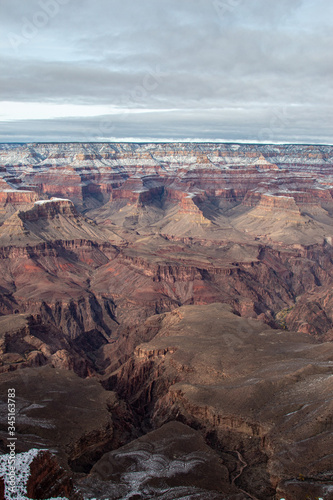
0 143 333 500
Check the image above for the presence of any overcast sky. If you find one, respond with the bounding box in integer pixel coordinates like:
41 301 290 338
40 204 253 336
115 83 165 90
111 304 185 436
0 0 332 143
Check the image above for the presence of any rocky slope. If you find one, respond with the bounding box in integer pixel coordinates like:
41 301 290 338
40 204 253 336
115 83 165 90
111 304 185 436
0 366 136 471
0 142 332 499
78 421 244 499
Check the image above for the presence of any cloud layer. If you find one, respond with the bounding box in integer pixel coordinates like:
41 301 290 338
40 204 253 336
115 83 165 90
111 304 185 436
1 0 332 143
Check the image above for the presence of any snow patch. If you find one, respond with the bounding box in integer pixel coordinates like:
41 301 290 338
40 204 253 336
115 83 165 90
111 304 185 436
0 448 66 500
1 189 25 193
34 197 72 205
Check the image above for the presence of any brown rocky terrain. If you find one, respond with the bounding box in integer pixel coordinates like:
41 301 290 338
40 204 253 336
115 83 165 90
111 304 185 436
108 304 333 499
0 366 136 472
78 421 245 499
0 142 332 499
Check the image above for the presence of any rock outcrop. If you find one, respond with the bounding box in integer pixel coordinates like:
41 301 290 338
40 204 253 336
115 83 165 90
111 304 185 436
0 366 135 471
78 421 244 499
27 450 82 500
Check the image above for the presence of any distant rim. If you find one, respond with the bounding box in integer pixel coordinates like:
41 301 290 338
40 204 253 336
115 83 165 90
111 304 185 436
1 141 333 146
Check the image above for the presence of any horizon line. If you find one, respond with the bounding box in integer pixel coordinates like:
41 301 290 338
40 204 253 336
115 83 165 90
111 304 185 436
1 140 333 146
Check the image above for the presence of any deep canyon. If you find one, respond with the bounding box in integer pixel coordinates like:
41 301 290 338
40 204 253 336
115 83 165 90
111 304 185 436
0 142 332 500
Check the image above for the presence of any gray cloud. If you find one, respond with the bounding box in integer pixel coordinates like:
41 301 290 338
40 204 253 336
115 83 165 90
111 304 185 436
0 0 332 143
1 104 331 145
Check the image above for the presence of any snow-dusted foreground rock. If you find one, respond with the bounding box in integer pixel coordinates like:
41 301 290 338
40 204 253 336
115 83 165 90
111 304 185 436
0 448 68 500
